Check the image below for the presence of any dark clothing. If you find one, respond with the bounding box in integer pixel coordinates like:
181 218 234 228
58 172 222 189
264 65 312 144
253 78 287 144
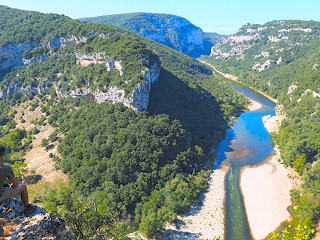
0 163 15 197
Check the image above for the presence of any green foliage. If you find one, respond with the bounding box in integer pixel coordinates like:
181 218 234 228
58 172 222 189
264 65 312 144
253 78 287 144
41 97 213 237
0 5 114 47
81 12 202 55
29 126 40 135
0 128 27 158
269 228 291 240
269 225 314 240
293 154 307 175
12 160 28 180
0 6 250 238
0 6 160 99
56 100 204 210
203 19 320 238
39 185 129 239
41 138 49 148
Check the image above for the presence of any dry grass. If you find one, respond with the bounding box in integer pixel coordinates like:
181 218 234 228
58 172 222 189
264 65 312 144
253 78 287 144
13 102 68 202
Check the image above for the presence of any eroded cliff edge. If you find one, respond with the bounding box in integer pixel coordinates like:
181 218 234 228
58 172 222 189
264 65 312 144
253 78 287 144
0 34 161 111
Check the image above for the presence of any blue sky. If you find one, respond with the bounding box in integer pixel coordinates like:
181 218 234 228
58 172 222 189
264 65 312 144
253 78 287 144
1 0 320 34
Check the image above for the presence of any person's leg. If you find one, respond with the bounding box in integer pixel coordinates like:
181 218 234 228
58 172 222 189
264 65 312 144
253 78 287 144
0 185 23 203
20 184 29 207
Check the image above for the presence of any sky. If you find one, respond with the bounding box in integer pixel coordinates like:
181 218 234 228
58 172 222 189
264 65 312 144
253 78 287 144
1 0 320 35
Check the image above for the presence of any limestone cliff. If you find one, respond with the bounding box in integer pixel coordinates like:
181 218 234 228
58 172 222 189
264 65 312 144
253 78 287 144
0 35 90 71
0 34 161 112
0 43 38 70
80 13 205 55
210 21 320 72
55 58 161 111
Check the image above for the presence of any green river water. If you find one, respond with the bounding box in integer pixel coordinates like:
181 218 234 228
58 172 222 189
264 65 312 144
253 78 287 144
216 81 277 240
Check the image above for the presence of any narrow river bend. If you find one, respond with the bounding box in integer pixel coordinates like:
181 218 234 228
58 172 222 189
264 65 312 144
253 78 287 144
216 81 276 240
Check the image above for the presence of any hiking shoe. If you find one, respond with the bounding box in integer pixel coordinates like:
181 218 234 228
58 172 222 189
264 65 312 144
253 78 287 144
24 204 37 217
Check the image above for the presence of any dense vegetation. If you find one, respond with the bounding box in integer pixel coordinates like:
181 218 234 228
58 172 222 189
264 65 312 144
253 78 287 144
203 20 320 238
0 5 115 47
0 5 160 96
34 97 210 238
0 5 249 239
80 12 206 57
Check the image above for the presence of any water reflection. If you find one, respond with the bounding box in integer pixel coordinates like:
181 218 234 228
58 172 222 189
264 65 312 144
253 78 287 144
219 82 277 240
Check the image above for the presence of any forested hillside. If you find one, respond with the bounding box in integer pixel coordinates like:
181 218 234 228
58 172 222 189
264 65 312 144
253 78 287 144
0 5 248 239
81 12 209 57
201 20 320 238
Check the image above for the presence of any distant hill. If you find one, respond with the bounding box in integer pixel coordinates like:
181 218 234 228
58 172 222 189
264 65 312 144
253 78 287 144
201 20 320 99
203 32 228 57
81 12 224 57
201 19 320 237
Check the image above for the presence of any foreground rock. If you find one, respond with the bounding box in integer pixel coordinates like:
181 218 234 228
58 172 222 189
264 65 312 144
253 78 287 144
0 198 70 239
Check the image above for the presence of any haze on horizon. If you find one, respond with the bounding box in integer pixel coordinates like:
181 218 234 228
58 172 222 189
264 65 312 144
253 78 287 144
1 0 320 35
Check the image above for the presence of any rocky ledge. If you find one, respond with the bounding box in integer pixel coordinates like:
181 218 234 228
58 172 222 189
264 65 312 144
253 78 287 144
0 198 70 239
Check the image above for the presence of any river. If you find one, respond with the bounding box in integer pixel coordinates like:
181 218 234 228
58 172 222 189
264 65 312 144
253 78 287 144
216 81 277 240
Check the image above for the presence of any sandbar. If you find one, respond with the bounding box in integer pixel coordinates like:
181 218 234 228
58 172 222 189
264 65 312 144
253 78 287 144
240 105 296 240
247 97 262 111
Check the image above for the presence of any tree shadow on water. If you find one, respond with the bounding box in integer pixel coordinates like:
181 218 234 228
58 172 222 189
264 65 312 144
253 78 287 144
215 128 237 169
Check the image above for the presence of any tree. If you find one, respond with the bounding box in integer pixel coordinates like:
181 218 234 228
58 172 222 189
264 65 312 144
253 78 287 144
12 161 28 180
294 154 307 174
41 138 49 148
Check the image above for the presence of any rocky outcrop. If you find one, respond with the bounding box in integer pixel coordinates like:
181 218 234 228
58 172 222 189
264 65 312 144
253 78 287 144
0 198 70 239
252 59 275 72
1 53 161 111
47 35 90 49
76 53 123 76
0 34 92 71
55 61 161 111
1 78 54 99
210 20 320 75
81 13 205 55
0 33 161 111
0 43 38 70
139 16 204 54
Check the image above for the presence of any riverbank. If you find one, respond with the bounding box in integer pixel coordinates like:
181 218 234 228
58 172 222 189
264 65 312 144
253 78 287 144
160 164 230 240
199 60 279 104
240 150 292 240
240 104 299 240
248 97 262 111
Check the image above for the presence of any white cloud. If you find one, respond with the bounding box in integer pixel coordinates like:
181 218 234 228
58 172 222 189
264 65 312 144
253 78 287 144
202 26 236 34
219 27 236 31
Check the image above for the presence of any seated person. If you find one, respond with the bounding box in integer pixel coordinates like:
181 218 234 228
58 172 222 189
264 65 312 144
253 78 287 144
0 144 35 216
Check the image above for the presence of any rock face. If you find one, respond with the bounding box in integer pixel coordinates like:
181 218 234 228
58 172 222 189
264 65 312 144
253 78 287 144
0 43 38 70
210 20 320 72
55 60 161 111
0 35 91 71
0 34 161 111
0 198 69 239
139 16 204 54
81 13 205 55
75 53 124 75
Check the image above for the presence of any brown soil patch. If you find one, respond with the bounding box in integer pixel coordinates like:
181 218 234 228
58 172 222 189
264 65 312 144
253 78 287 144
13 103 68 200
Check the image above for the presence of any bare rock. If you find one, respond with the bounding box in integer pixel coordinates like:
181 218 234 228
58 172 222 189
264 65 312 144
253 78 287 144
0 198 70 239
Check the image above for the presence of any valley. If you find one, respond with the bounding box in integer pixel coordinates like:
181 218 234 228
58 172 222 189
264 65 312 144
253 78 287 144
0 3 319 240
